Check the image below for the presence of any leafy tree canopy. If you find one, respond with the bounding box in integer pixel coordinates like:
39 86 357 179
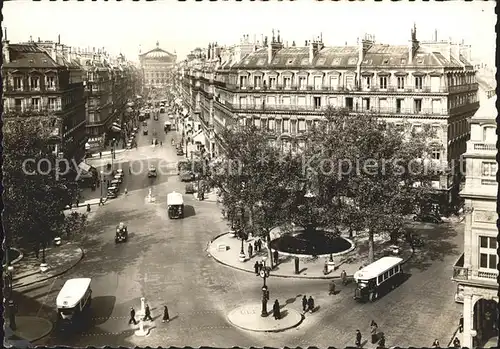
3 119 78 249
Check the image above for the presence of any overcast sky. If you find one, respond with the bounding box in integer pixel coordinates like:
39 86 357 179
3 0 496 66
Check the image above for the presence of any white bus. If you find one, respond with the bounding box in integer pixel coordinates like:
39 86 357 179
56 278 92 328
353 257 404 302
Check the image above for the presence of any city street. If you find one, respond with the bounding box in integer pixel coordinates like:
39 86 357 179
13 110 463 348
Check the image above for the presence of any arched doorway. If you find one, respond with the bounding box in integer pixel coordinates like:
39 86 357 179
473 299 498 347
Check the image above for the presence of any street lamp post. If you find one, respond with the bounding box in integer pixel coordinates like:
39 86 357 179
5 246 17 330
260 256 270 317
100 170 104 203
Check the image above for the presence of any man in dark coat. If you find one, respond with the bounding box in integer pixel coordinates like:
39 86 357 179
128 307 138 325
377 333 385 349
355 329 362 348
254 261 260 275
370 320 378 344
162 305 170 323
307 296 315 313
302 295 308 312
273 250 279 265
143 304 153 321
248 243 253 258
273 299 281 320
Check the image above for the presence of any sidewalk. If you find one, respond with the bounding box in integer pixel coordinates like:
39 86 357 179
208 232 413 279
12 242 84 289
4 316 53 343
227 304 303 332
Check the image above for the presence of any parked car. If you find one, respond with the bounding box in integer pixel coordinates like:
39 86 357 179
413 213 443 224
180 170 195 182
185 183 195 194
142 120 148 126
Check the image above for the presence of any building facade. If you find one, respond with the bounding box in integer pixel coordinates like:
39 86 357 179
139 41 176 90
2 33 87 164
452 95 498 348
179 27 480 213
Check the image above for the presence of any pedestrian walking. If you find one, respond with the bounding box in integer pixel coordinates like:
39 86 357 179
128 307 138 325
162 305 170 323
86 203 91 212
370 320 378 344
124 188 128 195
254 261 260 275
431 339 440 348
377 333 385 349
458 314 463 333
302 295 308 312
257 261 263 273
272 299 281 320
129 167 132 174
340 269 347 285
453 337 460 348
248 243 253 258
99 151 102 158
273 249 279 265
307 296 315 313
99 197 104 206
75 199 79 208
143 304 153 321
355 329 362 348
160 141 163 146
329 280 336 295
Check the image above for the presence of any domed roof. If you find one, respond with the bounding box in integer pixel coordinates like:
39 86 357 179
141 41 176 60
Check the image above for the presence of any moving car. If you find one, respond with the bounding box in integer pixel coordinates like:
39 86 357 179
167 191 184 219
148 165 157 178
176 148 184 156
143 128 148 135
114 174 123 182
115 222 128 243
56 278 92 330
142 120 148 127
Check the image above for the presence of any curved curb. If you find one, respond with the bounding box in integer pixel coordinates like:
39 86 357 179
208 233 415 280
227 306 304 333
13 247 85 289
7 316 53 343
9 248 24 266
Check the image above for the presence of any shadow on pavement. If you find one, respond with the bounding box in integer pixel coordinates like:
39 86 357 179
91 296 116 325
404 223 459 271
183 205 196 218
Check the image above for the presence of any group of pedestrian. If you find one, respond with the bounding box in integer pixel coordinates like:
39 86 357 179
301 295 315 313
355 320 385 348
128 304 170 325
254 260 265 275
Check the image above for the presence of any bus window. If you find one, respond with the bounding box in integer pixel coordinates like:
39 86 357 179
389 269 394 277
377 275 383 284
383 271 389 279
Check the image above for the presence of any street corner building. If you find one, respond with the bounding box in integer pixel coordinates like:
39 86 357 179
2 31 87 167
452 94 498 348
79 48 142 153
177 25 482 214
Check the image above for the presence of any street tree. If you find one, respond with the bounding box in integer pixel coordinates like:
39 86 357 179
208 123 294 267
3 119 77 252
303 107 438 262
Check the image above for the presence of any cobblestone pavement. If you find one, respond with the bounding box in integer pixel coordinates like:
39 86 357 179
14 112 464 348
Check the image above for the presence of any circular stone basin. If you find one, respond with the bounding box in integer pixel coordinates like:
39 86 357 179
270 229 353 256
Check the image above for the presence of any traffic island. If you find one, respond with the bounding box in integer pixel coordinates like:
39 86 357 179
5 316 53 342
227 304 303 332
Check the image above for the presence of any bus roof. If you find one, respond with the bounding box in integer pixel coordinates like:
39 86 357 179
56 278 91 309
354 257 403 281
167 191 183 206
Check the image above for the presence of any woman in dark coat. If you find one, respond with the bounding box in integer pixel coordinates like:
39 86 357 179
307 296 315 313
273 299 281 320
162 305 170 323
370 320 378 344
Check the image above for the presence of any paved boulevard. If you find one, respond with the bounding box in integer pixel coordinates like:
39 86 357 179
15 111 463 347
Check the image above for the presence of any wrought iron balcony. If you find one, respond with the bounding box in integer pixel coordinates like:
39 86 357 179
452 253 499 284
4 106 63 117
448 83 479 94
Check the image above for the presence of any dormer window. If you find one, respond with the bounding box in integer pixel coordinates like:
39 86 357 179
286 58 295 65
46 76 55 89
316 58 326 65
348 57 358 65
301 58 309 65
30 76 40 90
332 58 342 65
